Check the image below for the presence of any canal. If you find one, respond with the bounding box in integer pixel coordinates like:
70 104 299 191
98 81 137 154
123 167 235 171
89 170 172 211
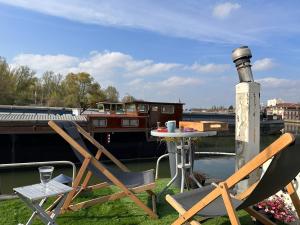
0 123 299 195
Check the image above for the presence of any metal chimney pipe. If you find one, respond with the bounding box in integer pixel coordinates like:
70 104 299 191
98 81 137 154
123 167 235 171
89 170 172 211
232 46 254 82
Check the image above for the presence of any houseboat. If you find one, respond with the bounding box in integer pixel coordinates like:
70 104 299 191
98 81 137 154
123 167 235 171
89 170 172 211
83 101 184 159
0 101 184 163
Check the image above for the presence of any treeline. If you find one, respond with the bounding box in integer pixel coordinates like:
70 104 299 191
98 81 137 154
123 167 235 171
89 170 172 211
0 57 124 110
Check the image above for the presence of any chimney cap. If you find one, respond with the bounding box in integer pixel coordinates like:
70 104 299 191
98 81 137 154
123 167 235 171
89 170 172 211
232 46 252 62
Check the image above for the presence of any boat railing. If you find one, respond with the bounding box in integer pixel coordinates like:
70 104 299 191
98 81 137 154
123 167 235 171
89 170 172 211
0 161 76 200
155 152 236 180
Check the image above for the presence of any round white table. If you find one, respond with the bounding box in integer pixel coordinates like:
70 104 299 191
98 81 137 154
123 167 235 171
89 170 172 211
151 129 216 196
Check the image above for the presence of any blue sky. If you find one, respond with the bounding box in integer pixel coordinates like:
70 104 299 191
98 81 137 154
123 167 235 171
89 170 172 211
0 0 300 107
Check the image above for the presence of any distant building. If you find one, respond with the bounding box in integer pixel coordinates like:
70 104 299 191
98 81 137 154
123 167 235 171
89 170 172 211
266 103 300 122
267 98 284 107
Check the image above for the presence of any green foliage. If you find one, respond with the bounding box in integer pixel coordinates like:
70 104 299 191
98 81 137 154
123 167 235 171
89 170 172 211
62 72 106 111
105 86 119 102
0 56 125 109
0 58 15 104
121 94 136 103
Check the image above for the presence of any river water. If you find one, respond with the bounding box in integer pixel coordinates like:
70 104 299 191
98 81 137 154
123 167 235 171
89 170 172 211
0 123 299 195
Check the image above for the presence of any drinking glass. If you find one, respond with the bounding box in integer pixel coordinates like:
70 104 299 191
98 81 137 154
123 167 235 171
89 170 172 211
38 166 54 192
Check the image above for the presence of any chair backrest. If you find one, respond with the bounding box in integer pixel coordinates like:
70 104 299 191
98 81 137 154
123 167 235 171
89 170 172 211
238 135 298 209
52 121 122 184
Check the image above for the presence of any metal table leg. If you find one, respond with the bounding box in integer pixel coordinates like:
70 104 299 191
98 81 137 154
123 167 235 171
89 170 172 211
16 193 68 225
157 151 179 201
180 138 185 192
187 138 202 188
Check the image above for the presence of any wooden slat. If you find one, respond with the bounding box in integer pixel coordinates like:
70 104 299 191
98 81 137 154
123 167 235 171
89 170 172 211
49 120 157 219
286 182 300 218
245 207 277 225
169 133 295 225
85 182 110 191
82 149 103 189
219 182 241 225
75 123 130 172
225 133 294 188
49 120 158 219
62 157 91 211
234 181 259 200
90 158 158 219
165 195 201 225
69 183 155 211
48 121 91 159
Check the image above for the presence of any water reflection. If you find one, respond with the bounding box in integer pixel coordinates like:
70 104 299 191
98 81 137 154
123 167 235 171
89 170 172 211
285 122 300 135
193 156 235 179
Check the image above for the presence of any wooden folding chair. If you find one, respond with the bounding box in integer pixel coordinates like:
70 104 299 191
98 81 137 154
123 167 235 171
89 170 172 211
166 133 300 225
48 120 158 219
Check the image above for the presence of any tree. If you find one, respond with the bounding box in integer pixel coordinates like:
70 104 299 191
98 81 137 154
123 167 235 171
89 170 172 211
87 82 106 107
0 56 123 109
121 94 136 103
0 58 15 104
39 71 64 106
104 86 119 102
12 66 37 105
63 72 105 112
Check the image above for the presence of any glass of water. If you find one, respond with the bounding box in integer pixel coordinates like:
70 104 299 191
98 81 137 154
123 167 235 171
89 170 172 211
38 166 54 192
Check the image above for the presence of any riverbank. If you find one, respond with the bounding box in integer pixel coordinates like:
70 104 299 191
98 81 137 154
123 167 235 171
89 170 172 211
1 178 255 225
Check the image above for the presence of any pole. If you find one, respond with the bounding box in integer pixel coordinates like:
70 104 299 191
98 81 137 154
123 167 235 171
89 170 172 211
232 46 261 193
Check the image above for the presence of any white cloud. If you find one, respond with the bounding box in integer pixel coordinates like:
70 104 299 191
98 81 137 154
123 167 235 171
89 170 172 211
11 51 181 79
252 58 276 71
160 76 202 87
257 77 300 103
212 2 241 19
134 63 180 76
141 76 203 92
190 63 231 73
11 54 78 74
127 78 143 86
10 51 208 104
257 77 297 88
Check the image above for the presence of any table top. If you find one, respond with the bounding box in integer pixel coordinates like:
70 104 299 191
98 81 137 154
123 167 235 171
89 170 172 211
14 180 72 201
151 129 217 138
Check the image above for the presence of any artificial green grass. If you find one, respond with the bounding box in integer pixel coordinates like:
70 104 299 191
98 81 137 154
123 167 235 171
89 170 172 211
0 179 256 225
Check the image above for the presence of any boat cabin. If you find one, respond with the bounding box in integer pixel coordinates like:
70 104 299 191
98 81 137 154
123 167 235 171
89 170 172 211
87 101 184 133
124 101 183 128
96 102 125 114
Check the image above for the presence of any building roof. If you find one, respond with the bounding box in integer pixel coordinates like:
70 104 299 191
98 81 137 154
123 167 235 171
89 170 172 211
0 113 87 122
125 100 184 105
275 103 300 108
0 105 74 115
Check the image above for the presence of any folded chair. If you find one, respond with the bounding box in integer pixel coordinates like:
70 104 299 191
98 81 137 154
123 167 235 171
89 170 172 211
48 120 158 219
166 133 300 225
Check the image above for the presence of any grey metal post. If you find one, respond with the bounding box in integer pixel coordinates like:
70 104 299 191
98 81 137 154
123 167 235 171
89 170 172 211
232 46 261 193
11 134 16 163
167 141 181 187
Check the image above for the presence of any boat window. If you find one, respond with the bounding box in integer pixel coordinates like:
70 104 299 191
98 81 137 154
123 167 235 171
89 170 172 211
92 119 107 127
116 104 125 114
126 104 136 113
122 119 139 127
138 104 148 113
151 106 159 111
161 105 174 114
97 104 105 113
